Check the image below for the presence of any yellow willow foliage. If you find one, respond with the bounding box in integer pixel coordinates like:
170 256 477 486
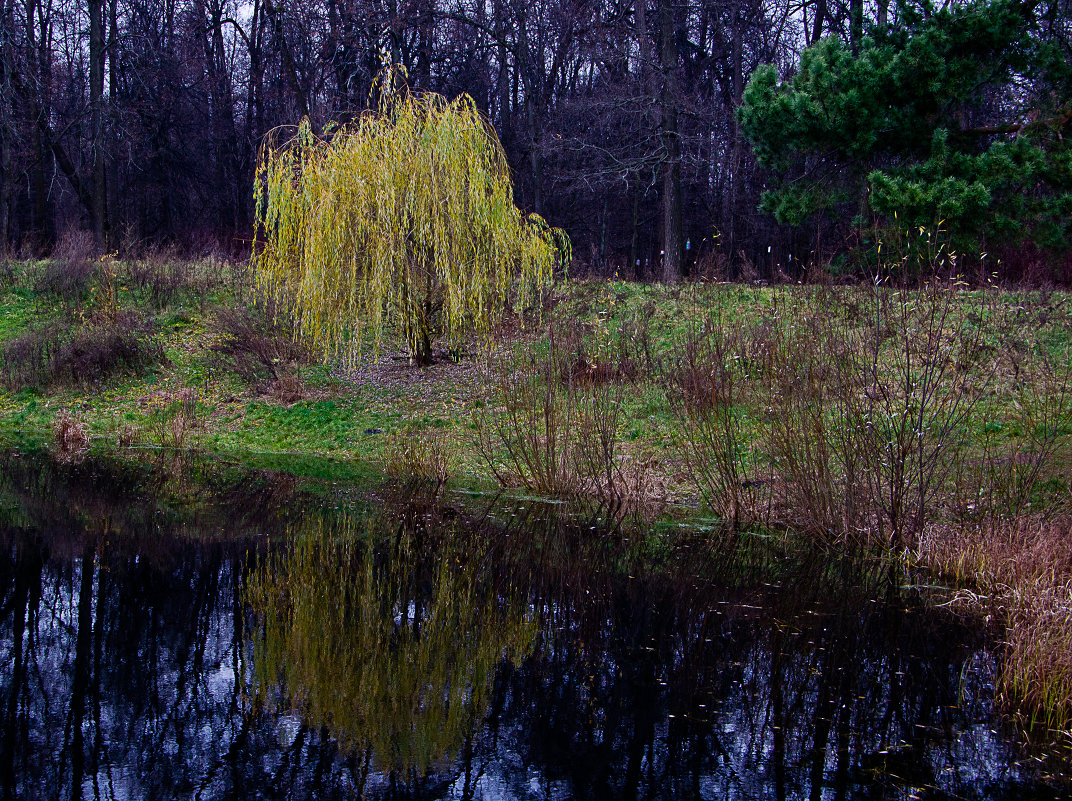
245 511 536 774
251 88 569 364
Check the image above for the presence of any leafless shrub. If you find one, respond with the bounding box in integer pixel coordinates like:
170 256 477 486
667 281 1004 546
476 326 627 501
854 281 999 546
127 246 197 309
0 311 165 390
666 319 768 528
384 426 456 488
266 372 308 405
35 229 97 302
757 297 865 540
210 306 309 385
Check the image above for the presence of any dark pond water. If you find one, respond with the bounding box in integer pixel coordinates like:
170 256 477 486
1 451 1068 800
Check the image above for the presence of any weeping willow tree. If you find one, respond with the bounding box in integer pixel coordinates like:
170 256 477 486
252 78 569 366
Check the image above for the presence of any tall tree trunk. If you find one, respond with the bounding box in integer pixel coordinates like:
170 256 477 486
726 2 744 277
413 0 433 89
89 0 106 246
658 0 682 283
0 0 12 251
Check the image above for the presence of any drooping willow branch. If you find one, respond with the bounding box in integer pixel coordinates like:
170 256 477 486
252 77 570 365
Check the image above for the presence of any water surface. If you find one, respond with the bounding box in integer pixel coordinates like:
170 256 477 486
0 452 1067 799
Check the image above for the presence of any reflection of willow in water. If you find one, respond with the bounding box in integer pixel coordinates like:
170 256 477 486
245 509 537 778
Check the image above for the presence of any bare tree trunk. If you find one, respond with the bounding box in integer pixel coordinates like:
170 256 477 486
89 0 107 246
413 0 432 89
0 0 13 251
658 0 682 283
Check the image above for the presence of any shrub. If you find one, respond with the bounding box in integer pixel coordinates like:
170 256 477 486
384 426 456 488
667 281 1005 546
209 306 309 385
666 320 767 528
0 311 165 390
51 410 90 452
476 327 625 500
34 230 97 302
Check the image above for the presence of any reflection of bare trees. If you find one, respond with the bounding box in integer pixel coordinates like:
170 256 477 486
0 453 1064 799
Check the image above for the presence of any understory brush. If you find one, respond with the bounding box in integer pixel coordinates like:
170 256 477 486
666 280 1071 549
0 310 165 390
127 247 214 309
662 276 1072 731
476 324 658 508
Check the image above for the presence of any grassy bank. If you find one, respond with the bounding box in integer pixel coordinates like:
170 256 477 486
1 252 1072 735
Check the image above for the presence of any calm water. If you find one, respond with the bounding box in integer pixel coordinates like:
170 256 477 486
0 452 1068 800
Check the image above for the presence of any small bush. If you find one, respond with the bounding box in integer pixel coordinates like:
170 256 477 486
51 410 90 452
666 320 767 528
210 306 309 386
266 373 308 405
144 388 199 450
384 426 456 487
0 311 165 390
476 328 626 501
919 517 1072 729
666 281 1005 545
35 230 97 302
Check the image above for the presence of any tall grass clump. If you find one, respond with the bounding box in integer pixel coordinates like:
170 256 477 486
384 425 457 489
920 517 1072 730
251 69 569 366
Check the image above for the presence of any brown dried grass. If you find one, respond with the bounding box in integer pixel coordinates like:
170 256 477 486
918 517 1072 729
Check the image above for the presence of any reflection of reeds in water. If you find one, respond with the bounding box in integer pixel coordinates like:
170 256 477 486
244 510 537 777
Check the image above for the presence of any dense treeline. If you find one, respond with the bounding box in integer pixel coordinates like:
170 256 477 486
0 0 1069 279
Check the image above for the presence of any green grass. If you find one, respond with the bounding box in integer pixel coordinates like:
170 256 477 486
1 260 1071 507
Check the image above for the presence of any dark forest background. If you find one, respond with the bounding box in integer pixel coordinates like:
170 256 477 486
0 0 1069 280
